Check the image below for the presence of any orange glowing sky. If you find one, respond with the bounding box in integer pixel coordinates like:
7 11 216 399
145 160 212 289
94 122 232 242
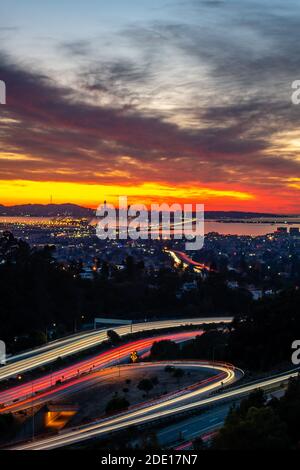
0 0 300 214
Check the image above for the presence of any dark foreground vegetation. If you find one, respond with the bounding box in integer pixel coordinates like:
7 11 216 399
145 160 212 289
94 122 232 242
1 231 299 373
150 286 300 372
0 232 250 353
213 377 300 450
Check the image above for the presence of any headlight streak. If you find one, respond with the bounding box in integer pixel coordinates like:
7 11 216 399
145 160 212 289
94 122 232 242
0 317 232 382
10 361 239 450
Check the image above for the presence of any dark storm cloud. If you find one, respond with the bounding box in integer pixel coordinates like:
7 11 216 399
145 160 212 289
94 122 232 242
0 49 299 189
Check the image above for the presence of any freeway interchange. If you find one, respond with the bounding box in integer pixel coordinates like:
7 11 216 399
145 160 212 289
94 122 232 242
0 317 233 381
0 331 206 412
11 361 239 450
0 316 298 450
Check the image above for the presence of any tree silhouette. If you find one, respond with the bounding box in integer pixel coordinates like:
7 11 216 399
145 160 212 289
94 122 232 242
137 379 154 396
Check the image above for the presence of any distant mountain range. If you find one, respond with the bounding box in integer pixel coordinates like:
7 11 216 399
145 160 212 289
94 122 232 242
0 204 94 217
0 204 297 219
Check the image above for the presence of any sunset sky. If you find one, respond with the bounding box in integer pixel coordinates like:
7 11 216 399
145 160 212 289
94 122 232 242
0 0 300 213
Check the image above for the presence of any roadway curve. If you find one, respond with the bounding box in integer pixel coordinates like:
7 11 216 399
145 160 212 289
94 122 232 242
0 331 201 410
10 365 300 451
0 317 232 381
10 360 241 450
166 250 213 271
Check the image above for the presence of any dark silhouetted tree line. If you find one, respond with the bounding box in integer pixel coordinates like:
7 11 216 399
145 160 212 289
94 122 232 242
228 288 300 370
213 377 300 450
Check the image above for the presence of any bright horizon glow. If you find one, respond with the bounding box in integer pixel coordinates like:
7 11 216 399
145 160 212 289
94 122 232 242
1 0 300 213
0 179 254 209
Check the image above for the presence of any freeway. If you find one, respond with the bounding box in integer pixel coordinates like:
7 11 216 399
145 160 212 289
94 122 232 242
10 364 300 450
173 388 287 450
0 331 201 410
10 361 240 450
159 403 230 447
166 250 213 271
0 360 221 414
0 317 232 381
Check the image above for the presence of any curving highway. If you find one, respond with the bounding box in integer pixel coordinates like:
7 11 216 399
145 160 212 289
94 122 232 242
166 250 213 271
0 317 232 382
0 316 235 450
0 331 201 410
10 360 240 450
2 315 298 451
10 364 300 451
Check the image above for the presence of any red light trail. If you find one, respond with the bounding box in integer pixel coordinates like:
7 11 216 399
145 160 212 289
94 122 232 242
0 331 201 411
